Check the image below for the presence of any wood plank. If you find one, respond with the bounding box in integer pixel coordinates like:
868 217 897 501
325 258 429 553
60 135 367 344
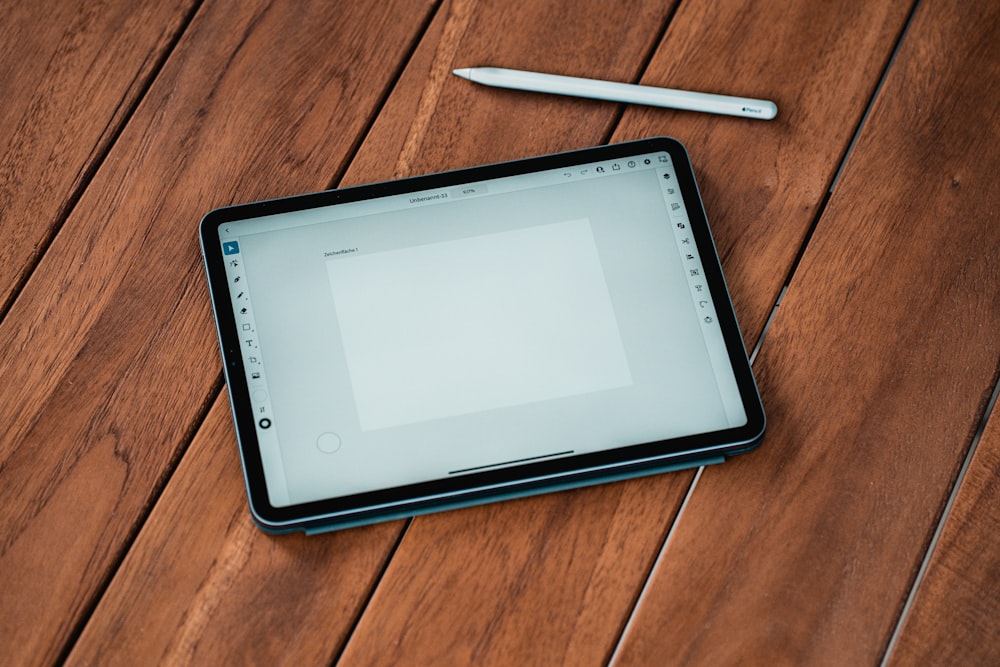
611 0 1000 663
0 0 196 311
68 397 405 665
65 0 680 662
337 1 915 664
887 401 1000 664
0 1 436 664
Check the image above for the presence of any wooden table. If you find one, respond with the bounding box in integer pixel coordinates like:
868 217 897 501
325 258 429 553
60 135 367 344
2 1 998 664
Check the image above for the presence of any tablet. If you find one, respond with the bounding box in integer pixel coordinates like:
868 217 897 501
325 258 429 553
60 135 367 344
200 137 764 534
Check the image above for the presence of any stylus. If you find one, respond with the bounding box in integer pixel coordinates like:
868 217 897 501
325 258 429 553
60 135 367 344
453 67 777 120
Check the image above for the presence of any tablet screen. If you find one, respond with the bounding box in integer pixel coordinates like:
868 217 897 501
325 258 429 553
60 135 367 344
203 138 763 528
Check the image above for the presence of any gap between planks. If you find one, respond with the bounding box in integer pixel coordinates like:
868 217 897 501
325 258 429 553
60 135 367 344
879 366 1000 665
0 0 207 324
607 464 705 666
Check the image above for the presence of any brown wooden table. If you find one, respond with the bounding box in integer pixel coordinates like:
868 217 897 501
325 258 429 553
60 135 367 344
2 1 998 664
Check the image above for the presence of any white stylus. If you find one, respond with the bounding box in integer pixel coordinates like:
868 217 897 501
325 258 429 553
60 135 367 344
453 67 777 120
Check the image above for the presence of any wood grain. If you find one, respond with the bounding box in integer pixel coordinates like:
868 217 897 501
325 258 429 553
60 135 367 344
888 400 1000 665
0 0 435 664
336 1 915 664
611 0 1000 663
65 0 680 662
0 0 196 312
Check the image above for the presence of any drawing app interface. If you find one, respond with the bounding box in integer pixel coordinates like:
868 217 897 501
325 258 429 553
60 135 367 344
219 151 747 506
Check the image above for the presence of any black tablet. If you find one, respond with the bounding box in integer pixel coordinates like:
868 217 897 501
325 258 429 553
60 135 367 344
200 137 764 533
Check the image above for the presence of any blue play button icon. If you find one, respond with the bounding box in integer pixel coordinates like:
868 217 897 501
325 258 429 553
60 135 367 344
223 241 240 255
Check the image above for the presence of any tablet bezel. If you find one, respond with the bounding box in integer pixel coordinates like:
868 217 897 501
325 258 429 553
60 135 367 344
200 137 765 533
